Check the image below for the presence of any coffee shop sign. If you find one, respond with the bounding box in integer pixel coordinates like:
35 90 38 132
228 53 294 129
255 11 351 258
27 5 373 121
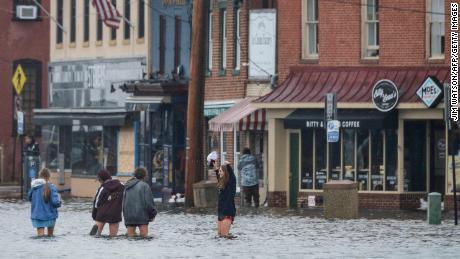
372 79 399 112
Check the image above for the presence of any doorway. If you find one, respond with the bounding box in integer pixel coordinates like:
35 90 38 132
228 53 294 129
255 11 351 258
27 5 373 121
289 132 300 208
430 120 446 195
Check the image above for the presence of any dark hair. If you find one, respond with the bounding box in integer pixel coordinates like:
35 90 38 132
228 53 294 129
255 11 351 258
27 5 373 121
243 147 251 155
134 167 147 180
217 165 230 189
39 168 51 203
97 169 112 182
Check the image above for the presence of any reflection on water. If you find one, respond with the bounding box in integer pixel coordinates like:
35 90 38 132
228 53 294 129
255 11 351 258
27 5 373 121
1 199 460 258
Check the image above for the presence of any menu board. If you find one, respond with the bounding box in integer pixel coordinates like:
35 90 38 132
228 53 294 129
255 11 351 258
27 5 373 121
386 175 397 191
357 171 369 191
371 174 384 190
315 170 327 190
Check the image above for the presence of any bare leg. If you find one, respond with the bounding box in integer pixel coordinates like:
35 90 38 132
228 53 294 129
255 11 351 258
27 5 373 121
220 219 232 237
96 221 105 235
47 227 54 237
139 225 148 238
108 223 119 237
127 226 136 237
37 228 45 237
217 221 222 236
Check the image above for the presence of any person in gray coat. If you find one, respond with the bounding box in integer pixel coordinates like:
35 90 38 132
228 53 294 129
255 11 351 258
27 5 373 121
123 167 157 238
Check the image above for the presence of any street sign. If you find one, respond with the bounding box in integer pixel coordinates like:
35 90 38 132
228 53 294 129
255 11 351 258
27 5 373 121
327 120 340 143
325 93 337 122
12 64 27 95
17 111 24 135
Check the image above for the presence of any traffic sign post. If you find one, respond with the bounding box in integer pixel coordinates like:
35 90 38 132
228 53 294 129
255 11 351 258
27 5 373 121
17 111 24 136
325 93 338 182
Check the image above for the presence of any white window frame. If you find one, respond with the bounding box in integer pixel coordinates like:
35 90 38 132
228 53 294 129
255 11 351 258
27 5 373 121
426 0 445 59
208 11 213 70
301 0 319 59
361 0 379 59
235 8 241 70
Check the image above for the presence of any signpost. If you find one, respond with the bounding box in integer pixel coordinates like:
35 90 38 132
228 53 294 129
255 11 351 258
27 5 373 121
12 64 27 199
445 84 458 225
325 93 338 181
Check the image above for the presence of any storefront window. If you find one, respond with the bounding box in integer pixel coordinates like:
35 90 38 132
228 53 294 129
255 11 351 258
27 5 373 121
315 129 327 189
70 125 118 176
330 136 341 180
404 121 427 192
371 129 384 191
343 129 355 181
41 125 59 169
357 129 370 191
301 129 314 189
385 129 398 191
59 126 72 169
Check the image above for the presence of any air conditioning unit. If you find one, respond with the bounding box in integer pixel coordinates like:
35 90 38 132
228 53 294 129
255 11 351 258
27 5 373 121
16 5 38 20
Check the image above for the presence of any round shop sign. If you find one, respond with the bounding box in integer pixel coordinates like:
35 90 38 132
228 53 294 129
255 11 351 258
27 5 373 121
372 79 399 112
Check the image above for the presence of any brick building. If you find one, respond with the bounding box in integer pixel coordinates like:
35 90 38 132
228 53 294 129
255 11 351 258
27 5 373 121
0 0 49 183
204 0 277 205
253 0 456 209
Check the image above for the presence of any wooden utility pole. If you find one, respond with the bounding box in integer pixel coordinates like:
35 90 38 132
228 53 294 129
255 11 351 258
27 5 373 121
185 0 209 207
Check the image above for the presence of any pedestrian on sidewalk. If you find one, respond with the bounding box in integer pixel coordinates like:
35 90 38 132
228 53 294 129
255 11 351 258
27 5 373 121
217 163 236 238
91 169 124 237
123 167 157 238
28 168 61 237
24 135 40 181
238 148 259 208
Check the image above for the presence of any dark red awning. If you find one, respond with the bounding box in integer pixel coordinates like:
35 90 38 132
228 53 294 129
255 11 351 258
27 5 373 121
256 66 450 104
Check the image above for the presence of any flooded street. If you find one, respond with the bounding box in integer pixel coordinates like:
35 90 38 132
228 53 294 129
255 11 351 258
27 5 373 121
1 199 460 259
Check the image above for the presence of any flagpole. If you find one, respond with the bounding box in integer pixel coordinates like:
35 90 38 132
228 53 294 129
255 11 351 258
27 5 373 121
122 16 135 29
32 0 67 33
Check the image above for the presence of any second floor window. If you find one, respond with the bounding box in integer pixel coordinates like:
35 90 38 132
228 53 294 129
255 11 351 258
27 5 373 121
302 0 318 58
124 0 131 40
138 0 145 39
84 0 90 42
56 0 63 44
70 0 76 43
220 9 227 70
97 15 103 41
207 10 213 71
111 0 117 41
234 7 241 70
363 0 379 58
428 0 445 58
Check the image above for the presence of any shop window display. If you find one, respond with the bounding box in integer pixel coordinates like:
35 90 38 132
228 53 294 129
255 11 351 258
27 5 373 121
343 129 355 181
301 129 314 189
314 129 327 189
371 129 384 191
357 129 370 191
41 125 59 169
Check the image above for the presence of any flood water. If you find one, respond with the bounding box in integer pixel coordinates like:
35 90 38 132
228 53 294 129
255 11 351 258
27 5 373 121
1 199 460 258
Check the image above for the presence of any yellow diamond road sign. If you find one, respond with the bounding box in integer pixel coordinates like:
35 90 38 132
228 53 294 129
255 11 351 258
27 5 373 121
12 64 27 95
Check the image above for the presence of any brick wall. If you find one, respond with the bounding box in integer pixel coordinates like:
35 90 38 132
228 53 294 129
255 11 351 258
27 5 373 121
0 1 50 182
276 0 452 82
268 191 287 207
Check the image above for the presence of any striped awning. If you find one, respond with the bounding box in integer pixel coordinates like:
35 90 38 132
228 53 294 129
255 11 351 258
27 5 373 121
209 97 267 132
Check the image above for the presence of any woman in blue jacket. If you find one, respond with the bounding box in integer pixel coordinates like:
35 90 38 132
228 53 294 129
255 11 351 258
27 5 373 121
217 163 236 238
28 168 61 237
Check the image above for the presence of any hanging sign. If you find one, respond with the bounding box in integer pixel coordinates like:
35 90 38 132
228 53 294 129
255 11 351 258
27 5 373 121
327 120 340 143
416 76 443 108
372 79 399 112
17 111 24 135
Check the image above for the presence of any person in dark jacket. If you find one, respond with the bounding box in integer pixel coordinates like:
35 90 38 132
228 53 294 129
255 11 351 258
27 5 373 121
123 167 156 238
28 168 61 237
92 170 124 237
217 163 236 238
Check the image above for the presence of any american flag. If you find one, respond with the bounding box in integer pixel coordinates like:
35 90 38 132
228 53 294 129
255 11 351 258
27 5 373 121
92 0 122 29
